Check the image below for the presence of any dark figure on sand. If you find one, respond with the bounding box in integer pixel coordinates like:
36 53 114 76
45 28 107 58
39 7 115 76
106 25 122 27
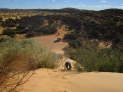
65 61 72 71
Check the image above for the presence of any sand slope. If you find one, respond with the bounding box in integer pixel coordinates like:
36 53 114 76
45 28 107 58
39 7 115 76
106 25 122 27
23 69 123 92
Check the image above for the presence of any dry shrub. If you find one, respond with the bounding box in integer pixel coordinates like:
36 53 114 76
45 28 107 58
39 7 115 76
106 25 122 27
0 38 59 91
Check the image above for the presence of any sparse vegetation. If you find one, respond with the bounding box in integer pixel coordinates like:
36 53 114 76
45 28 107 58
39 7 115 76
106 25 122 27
0 38 59 91
0 38 59 70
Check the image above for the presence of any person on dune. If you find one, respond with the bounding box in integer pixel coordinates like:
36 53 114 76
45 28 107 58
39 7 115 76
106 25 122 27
64 61 72 71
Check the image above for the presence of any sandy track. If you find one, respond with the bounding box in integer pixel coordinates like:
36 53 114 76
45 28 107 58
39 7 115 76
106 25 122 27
33 35 68 54
22 69 123 92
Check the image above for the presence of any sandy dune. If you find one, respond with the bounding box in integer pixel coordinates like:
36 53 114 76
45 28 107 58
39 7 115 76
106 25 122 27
23 69 123 92
21 35 123 92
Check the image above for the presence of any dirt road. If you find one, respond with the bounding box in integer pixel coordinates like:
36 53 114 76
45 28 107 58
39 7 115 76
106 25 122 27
33 34 68 54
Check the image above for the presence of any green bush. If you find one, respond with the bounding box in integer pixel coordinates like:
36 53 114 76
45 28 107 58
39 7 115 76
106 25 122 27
66 40 123 73
3 29 19 36
74 62 83 72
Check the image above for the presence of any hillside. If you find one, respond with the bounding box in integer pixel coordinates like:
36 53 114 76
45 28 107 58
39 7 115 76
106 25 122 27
0 8 123 92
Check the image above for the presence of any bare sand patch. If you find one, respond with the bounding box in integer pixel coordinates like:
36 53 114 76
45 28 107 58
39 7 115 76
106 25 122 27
22 69 123 92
